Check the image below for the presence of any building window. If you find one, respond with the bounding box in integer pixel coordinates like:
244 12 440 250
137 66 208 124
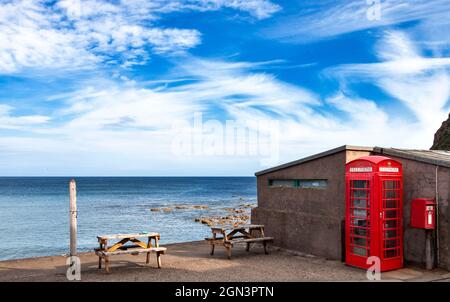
297 179 328 189
268 179 297 187
268 179 328 189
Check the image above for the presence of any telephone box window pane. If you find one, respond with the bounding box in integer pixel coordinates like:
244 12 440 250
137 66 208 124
385 249 399 258
353 198 368 208
385 210 398 219
383 181 398 190
352 246 367 256
384 219 398 229
352 228 367 236
385 239 398 248
384 229 397 239
353 237 367 246
384 199 397 209
352 209 367 218
384 190 399 199
352 218 368 228
353 180 369 189
352 190 369 199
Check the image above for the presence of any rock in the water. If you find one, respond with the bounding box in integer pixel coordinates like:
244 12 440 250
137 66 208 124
239 204 256 209
195 212 251 227
199 218 213 226
193 205 209 210
175 205 189 210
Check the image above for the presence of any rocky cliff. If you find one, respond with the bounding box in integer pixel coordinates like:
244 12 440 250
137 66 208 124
431 113 450 150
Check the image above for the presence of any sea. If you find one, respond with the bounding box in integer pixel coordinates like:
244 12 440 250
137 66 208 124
0 177 256 261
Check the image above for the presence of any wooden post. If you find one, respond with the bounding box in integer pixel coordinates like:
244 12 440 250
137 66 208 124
69 179 77 257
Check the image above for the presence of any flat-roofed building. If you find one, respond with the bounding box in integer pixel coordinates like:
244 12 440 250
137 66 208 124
252 145 450 270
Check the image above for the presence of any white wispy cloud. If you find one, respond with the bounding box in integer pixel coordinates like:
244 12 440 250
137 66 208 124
37 57 317 147
328 31 450 76
0 0 280 74
327 93 388 127
2 50 443 174
264 0 450 44
141 0 281 20
0 0 202 72
0 24 448 174
60 85 205 132
169 56 434 162
0 104 50 130
0 57 319 173
171 57 319 119
325 30 450 132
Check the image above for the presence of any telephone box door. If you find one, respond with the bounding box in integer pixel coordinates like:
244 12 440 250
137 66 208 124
346 177 373 268
379 177 403 270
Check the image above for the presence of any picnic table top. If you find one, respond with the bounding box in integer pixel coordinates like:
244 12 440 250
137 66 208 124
97 232 160 240
210 224 265 231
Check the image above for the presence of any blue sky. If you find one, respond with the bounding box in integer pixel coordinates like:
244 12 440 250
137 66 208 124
0 0 450 176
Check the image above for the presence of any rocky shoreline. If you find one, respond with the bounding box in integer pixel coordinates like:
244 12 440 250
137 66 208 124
150 204 210 212
149 203 256 227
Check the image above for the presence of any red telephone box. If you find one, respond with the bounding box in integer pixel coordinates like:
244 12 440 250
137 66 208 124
345 156 403 271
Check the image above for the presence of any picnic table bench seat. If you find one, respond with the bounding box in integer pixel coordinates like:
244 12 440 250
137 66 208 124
97 233 160 240
95 232 165 273
225 237 274 245
205 224 273 259
95 246 167 256
205 236 274 244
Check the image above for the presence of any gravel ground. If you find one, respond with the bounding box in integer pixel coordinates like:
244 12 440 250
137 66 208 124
0 241 448 282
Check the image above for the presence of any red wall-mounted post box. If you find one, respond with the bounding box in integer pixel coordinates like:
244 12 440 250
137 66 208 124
410 198 435 229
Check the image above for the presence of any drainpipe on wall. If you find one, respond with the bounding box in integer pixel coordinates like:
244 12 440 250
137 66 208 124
435 165 440 268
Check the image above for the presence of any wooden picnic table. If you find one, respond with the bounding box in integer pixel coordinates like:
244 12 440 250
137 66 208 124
206 224 274 259
95 232 166 273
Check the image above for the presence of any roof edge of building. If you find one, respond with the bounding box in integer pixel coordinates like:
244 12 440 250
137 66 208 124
254 145 374 176
374 147 450 168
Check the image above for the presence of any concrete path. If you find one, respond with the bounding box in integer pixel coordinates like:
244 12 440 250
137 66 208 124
0 241 448 282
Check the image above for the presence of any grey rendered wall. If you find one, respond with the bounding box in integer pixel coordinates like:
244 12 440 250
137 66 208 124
382 155 450 270
252 151 348 260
